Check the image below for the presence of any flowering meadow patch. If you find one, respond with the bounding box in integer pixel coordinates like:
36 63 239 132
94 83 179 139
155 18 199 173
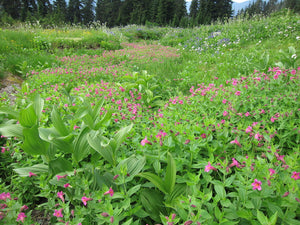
0 12 300 225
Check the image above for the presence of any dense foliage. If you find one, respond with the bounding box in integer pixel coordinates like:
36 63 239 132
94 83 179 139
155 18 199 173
0 10 299 225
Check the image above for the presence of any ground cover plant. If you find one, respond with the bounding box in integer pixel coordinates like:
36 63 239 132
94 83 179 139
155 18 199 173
0 10 299 225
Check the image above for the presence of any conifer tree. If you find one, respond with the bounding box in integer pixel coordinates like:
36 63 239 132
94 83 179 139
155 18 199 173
0 0 22 20
82 0 94 24
189 0 199 19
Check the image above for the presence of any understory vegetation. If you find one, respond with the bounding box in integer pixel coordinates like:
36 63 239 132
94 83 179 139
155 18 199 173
0 10 299 225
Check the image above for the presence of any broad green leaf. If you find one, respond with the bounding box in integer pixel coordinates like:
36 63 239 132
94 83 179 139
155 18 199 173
214 183 226 199
23 125 49 155
127 184 141 197
0 122 23 138
269 211 278 225
257 210 269 225
118 155 146 182
110 123 133 154
138 172 167 194
237 209 253 220
0 106 19 118
122 218 133 225
49 157 73 175
51 106 69 136
13 164 48 177
164 152 176 194
87 131 115 166
19 104 37 127
73 127 92 163
169 183 188 201
91 98 105 121
140 189 166 222
39 127 74 153
33 94 44 121
95 109 112 129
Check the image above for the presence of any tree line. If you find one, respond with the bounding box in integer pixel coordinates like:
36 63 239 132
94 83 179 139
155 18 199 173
0 0 232 27
236 0 299 17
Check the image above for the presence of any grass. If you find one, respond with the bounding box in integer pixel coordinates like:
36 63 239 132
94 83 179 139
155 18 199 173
0 10 299 225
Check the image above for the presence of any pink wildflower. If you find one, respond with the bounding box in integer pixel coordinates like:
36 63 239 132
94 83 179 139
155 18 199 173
291 172 300 180
81 196 93 206
104 187 114 197
29 172 37 177
184 220 193 225
53 208 63 218
235 91 241 96
64 183 71 188
269 168 276 177
20 205 28 212
141 137 152 146
57 191 65 203
230 139 242 147
229 158 241 168
16 212 26 223
223 110 228 116
204 162 217 172
56 174 67 181
251 179 262 191
245 126 252 133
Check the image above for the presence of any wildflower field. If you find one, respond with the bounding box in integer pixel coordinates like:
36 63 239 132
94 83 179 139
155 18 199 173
0 10 300 225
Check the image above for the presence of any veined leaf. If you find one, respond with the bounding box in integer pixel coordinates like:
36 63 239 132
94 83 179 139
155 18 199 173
51 106 69 136
87 130 115 166
13 164 48 177
23 125 49 155
257 210 269 225
137 172 167 194
0 122 23 138
49 157 73 175
73 127 92 163
110 123 133 154
214 183 226 199
19 103 37 127
168 183 188 202
118 155 146 182
0 106 19 118
127 184 141 197
95 109 112 129
91 98 105 121
164 152 176 194
33 94 44 122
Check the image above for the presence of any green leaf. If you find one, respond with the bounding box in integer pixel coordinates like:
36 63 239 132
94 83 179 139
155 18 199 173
257 210 269 225
39 127 74 153
237 209 253 220
87 130 115 166
169 183 187 201
73 127 92 163
164 152 176 194
51 106 69 136
95 109 112 129
0 122 23 138
127 184 141 197
23 125 49 155
19 104 37 127
33 94 44 121
0 106 19 118
137 172 167 194
118 155 146 182
269 211 278 225
49 158 73 175
110 124 133 154
91 98 105 121
214 183 226 199
13 164 48 177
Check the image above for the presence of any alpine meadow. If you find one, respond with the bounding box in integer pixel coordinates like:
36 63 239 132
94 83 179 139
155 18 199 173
0 0 299 224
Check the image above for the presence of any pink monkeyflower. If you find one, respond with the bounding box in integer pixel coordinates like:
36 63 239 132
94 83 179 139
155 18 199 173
273 73 279 79
101 212 109 217
235 91 241 96
230 139 242 147
104 187 114 197
20 205 28 212
291 69 296 75
184 139 190 144
29 172 37 177
141 137 152 146
229 158 241 168
184 220 193 225
204 162 217 172
245 112 250 117
270 117 277 122
57 191 65 203
245 126 252 133
269 168 276 177
222 99 227 104
0 192 11 201
254 133 262 141
81 196 93 206
110 216 114 223
53 208 63 218
64 183 71 188
291 172 300 180
56 174 68 181
201 133 206 139
282 192 289 197
223 111 228 116
171 213 176 220
73 125 80 130
252 179 262 191
16 212 26 223
113 174 119 180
